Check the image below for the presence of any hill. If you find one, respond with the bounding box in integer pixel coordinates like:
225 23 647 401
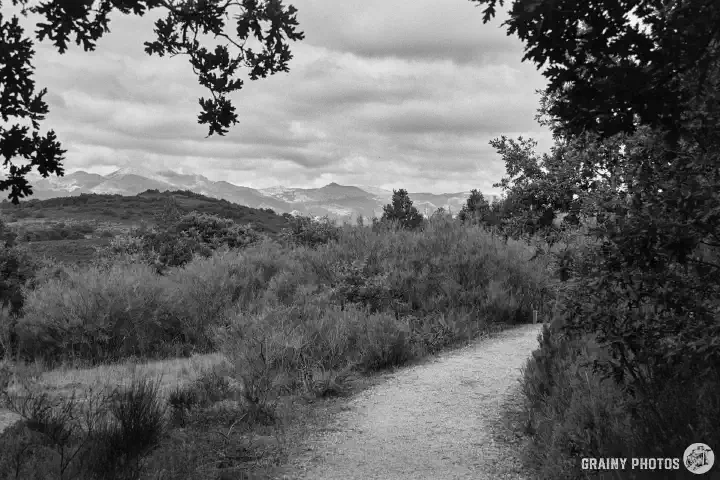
1 189 289 233
0 190 292 265
22 167 501 222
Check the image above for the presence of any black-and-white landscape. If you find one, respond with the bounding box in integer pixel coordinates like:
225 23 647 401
1 1 718 479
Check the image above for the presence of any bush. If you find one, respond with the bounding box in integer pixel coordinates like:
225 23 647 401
0 374 166 480
0 245 38 316
171 211 266 250
20 243 294 364
17 263 176 363
519 325 629 477
83 376 167 479
0 244 43 358
278 214 342 248
91 235 158 275
94 212 266 275
520 320 720 479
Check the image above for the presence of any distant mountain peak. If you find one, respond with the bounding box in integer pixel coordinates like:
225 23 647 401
24 165 500 222
108 165 159 177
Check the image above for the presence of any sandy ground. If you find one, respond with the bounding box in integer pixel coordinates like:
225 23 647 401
278 324 541 480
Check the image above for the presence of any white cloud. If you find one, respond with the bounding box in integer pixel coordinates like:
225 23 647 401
3 0 554 195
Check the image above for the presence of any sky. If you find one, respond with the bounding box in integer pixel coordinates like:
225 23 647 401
3 0 555 195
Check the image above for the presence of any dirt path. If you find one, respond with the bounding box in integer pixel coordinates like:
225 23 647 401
278 324 542 480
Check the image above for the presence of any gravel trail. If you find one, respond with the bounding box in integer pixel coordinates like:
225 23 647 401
282 324 542 480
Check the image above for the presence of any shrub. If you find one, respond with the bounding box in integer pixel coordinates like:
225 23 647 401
92 234 153 266
17 263 176 363
0 244 43 358
278 214 342 248
162 249 266 349
0 374 166 480
95 212 266 275
172 211 266 250
520 317 720 478
83 376 167 479
0 244 40 313
329 256 394 313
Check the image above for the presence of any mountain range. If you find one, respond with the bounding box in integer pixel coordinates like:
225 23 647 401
24 166 501 222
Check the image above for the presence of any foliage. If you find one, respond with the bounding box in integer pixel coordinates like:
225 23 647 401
519 327 636 479
153 195 183 231
0 243 47 358
457 189 490 224
17 221 95 242
380 189 424 230
278 214 342 248
0 0 305 203
0 374 166 480
329 256 396 314
0 210 555 478
471 0 720 142
476 0 720 476
84 376 167 479
0 241 41 315
17 263 178 362
0 216 18 247
0 190 290 238
14 213 550 368
93 210 266 274
486 125 629 241
173 211 266 250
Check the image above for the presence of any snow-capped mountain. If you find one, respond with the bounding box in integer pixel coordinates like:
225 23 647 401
23 167 500 222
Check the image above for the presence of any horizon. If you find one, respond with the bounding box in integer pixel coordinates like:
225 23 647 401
2 0 553 197
27 166 503 198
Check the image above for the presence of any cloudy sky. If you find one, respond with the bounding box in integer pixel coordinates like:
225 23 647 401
4 0 554 195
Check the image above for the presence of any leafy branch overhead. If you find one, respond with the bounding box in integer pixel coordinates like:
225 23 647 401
470 0 720 142
0 0 305 203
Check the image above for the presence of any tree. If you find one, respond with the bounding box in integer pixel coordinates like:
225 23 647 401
430 207 448 220
154 195 183 230
458 189 490 224
470 0 720 144
473 0 720 455
0 0 304 204
487 86 663 241
380 189 424 230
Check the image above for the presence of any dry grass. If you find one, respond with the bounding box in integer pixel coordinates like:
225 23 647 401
37 353 229 398
0 353 230 434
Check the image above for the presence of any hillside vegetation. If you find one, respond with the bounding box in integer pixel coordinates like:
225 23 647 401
0 190 287 233
0 195 556 479
0 190 289 266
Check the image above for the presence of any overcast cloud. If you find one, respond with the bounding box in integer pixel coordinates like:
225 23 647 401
3 0 554 194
